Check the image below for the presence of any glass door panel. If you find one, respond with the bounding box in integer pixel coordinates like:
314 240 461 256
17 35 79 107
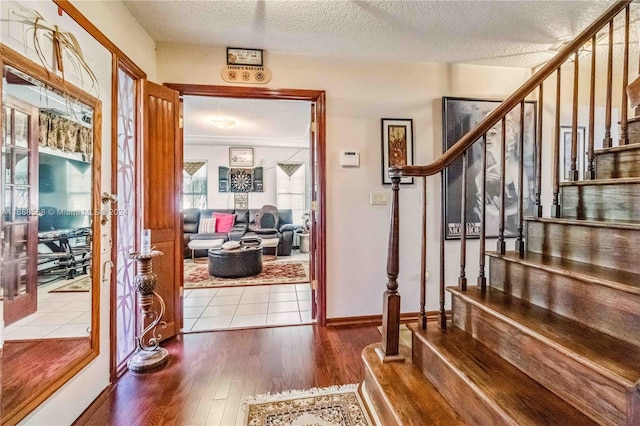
1 101 37 325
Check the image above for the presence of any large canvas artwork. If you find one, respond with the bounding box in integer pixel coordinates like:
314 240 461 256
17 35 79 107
442 97 537 239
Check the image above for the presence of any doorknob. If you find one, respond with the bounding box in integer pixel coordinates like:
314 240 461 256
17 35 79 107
102 192 117 204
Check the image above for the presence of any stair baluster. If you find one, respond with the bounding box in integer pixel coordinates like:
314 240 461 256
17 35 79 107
620 5 630 145
552 68 562 218
604 21 614 148
535 84 544 216
419 177 427 329
478 134 487 291
459 150 468 290
439 170 447 330
588 34 596 180
497 117 507 254
516 101 525 256
571 51 580 182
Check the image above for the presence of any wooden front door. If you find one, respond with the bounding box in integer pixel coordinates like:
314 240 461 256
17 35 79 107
2 99 39 325
142 80 182 340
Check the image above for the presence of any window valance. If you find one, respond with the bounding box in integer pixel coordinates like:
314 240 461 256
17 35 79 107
39 110 92 156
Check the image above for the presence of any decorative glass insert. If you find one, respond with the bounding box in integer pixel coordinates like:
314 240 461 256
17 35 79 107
115 68 137 369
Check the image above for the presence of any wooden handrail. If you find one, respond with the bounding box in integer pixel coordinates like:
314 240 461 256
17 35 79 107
390 0 632 179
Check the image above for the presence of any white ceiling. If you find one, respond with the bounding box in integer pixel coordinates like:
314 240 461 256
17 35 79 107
123 0 633 146
183 96 310 147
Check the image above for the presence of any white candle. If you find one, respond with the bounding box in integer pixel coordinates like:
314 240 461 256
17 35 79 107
141 229 151 255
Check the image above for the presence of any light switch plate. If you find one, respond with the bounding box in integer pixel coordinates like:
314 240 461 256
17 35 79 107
370 192 389 205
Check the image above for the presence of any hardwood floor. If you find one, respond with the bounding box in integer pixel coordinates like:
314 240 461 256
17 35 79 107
3 338 91 424
74 324 380 425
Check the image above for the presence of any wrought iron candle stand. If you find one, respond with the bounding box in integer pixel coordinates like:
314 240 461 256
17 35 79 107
127 250 169 372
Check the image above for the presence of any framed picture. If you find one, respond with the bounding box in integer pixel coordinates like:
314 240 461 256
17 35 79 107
227 47 263 66
442 97 537 239
229 147 254 167
560 126 586 181
381 118 414 184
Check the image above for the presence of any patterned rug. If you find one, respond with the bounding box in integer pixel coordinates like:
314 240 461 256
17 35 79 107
48 276 91 293
184 260 309 289
244 384 372 426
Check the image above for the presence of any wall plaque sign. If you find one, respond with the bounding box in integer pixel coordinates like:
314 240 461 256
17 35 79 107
227 48 263 66
221 66 271 84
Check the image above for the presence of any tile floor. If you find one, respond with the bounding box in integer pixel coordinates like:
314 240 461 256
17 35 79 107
4 252 313 339
182 250 313 332
3 277 92 340
182 283 313 332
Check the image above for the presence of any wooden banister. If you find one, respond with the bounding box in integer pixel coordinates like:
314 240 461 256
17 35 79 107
379 0 633 357
389 0 632 180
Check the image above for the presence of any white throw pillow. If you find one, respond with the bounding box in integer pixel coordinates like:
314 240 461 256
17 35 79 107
198 217 217 233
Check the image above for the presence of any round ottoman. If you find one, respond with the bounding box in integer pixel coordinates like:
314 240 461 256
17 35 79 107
208 247 263 278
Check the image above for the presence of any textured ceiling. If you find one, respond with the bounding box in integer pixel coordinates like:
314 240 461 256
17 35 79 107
126 0 636 146
123 0 623 68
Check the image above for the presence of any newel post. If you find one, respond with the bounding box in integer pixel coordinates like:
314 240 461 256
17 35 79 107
381 176 402 359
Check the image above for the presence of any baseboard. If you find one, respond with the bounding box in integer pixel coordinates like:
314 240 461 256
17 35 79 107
326 310 448 327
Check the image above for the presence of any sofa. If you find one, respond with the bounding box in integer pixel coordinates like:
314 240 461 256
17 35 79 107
183 207 298 258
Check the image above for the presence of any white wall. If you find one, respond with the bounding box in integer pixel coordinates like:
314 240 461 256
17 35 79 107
158 43 534 319
184 143 310 210
70 0 157 81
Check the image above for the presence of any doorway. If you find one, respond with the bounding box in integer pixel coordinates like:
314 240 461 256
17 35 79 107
166 84 327 330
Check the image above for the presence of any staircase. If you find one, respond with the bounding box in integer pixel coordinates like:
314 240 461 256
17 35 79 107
361 2 640 425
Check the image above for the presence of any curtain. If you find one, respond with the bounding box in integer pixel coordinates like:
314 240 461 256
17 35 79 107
184 161 206 176
277 162 303 178
39 110 92 156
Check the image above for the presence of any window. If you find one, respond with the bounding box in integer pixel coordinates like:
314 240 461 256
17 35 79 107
183 161 207 209
276 163 305 225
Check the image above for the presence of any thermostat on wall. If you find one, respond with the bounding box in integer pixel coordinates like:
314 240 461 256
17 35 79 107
340 150 360 167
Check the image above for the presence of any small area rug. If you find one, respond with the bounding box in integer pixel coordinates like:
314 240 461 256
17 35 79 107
244 383 372 426
49 276 91 293
184 260 309 289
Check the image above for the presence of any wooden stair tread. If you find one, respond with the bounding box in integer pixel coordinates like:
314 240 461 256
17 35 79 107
361 343 463 425
486 251 640 295
526 216 640 230
449 286 640 384
595 143 640 155
411 324 597 425
559 176 640 186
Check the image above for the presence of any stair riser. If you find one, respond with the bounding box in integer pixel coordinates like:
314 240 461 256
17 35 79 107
526 221 640 275
489 257 640 346
452 295 627 426
561 183 640 221
362 370 400 426
411 333 515 426
595 150 640 179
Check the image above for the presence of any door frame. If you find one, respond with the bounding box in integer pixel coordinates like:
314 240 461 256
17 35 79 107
164 84 327 325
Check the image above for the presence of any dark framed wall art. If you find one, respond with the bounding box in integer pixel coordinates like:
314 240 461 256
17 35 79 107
442 97 537 239
381 118 414 184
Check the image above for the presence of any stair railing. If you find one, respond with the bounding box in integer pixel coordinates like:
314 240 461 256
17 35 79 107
381 0 634 357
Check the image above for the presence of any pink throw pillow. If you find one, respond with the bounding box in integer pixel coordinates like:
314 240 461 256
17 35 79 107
213 213 235 233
